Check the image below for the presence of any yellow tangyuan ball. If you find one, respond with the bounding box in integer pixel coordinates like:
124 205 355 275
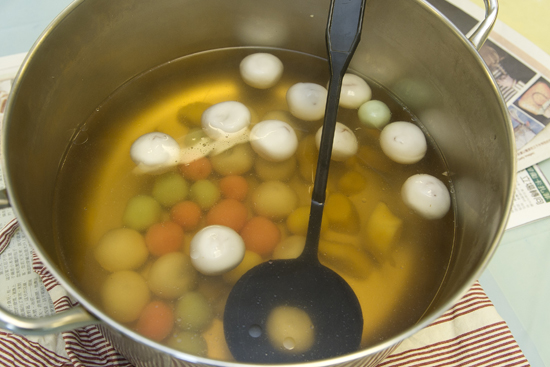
222 250 263 285
252 181 298 220
266 306 315 353
148 252 198 299
286 206 329 236
101 270 150 323
94 228 148 272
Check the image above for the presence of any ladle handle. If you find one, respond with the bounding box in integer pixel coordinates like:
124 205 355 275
302 0 367 261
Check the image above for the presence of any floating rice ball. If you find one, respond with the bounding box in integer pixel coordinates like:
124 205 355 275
286 83 327 121
190 225 246 276
379 121 427 164
255 156 296 182
250 120 298 162
175 291 213 332
148 252 198 299
315 122 358 161
262 110 305 140
266 305 315 353
130 132 180 172
286 206 329 236
401 174 451 220
122 195 162 231
101 271 150 323
201 101 251 139
252 181 298 220
94 228 148 272
211 143 255 176
222 250 263 285
358 100 391 129
240 53 284 89
337 170 367 196
272 235 306 260
339 73 372 109
189 179 221 210
152 172 189 207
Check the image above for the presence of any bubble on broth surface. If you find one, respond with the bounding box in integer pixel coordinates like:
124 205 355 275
249 324 263 338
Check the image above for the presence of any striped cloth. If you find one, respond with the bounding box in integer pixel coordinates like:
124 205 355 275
0 218 19 255
30 253 131 367
379 283 530 367
0 222 531 367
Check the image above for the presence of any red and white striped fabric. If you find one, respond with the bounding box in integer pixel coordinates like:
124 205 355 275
379 283 530 367
0 218 19 256
0 221 531 367
0 331 72 367
0 219 131 367
31 253 132 367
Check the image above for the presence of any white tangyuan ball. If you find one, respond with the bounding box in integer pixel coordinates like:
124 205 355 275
315 122 358 161
286 83 328 121
130 132 180 170
250 120 298 162
240 53 284 89
339 73 372 109
379 121 427 164
401 174 451 220
201 101 251 139
190 225 246 276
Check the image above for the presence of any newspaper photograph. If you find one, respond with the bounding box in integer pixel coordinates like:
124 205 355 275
427 0 550 228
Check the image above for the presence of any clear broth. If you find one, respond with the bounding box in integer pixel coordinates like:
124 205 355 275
54 48 455 360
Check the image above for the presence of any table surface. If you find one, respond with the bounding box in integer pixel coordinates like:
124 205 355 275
1 1 549 366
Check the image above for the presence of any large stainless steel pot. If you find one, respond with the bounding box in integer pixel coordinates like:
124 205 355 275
1 0 515 366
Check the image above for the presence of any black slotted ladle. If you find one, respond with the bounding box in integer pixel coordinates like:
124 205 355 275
223 0 367 363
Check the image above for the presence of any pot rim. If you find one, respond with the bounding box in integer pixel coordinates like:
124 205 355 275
1 0 516 365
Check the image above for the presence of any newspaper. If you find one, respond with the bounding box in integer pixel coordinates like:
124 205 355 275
427 0 550 228
0 209 55 318
507 165 550 228
436 0 550 165
0 0 548 340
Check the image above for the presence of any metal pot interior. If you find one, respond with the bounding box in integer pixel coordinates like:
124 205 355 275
2 0 514 364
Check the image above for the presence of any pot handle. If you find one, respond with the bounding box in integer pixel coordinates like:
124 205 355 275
0 189 100 335
0 303 100 335
468 0 498 50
